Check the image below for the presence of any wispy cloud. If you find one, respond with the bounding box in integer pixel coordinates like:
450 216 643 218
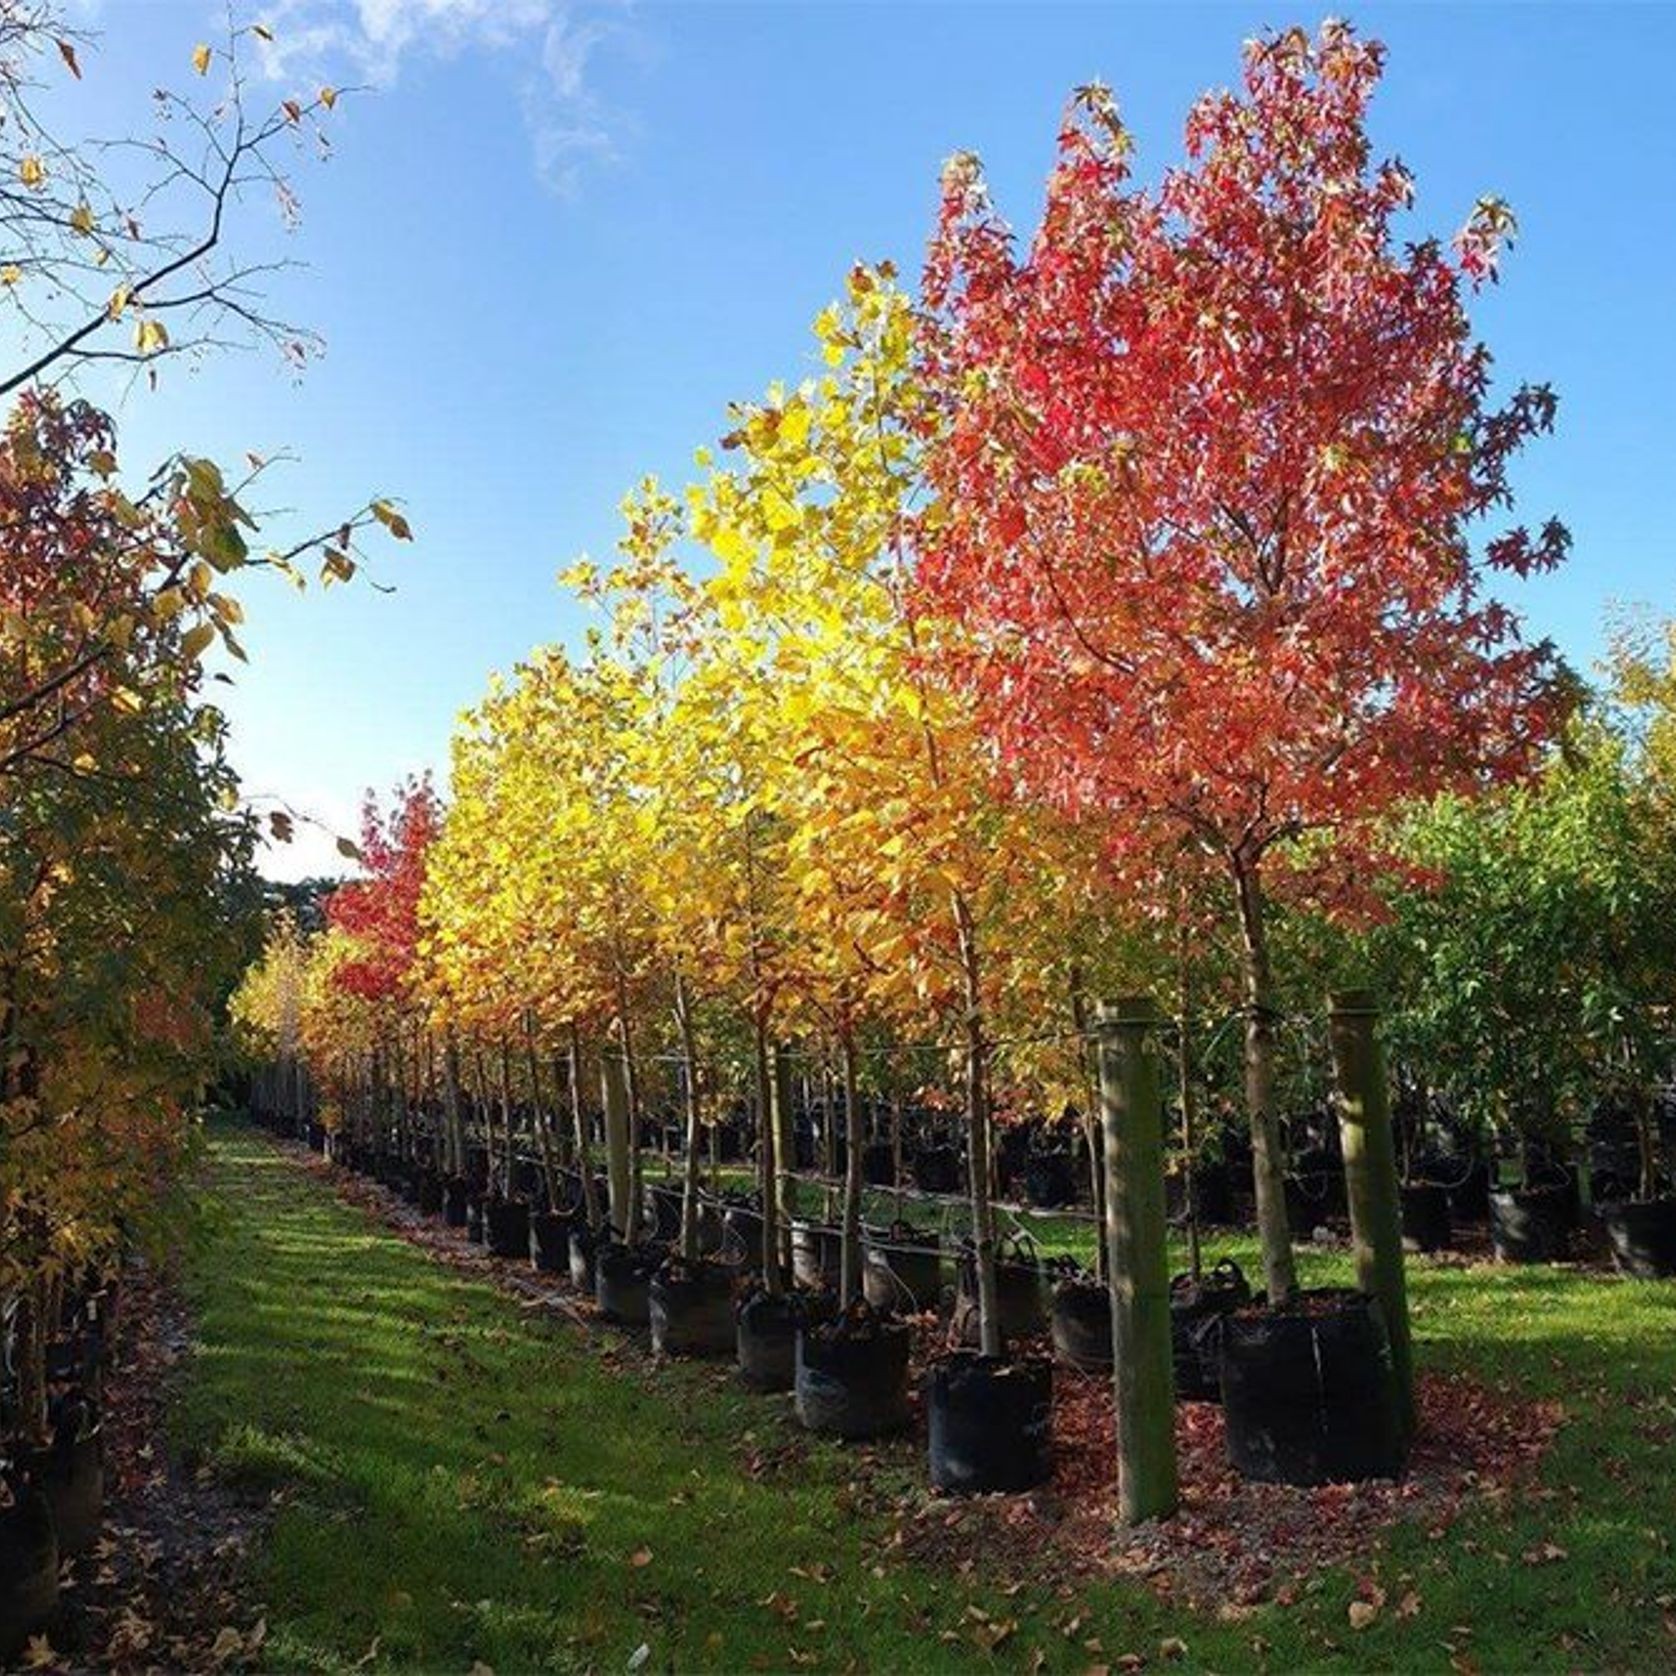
253 0 641 194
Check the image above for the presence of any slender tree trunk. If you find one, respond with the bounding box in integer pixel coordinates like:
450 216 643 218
955 898 1001 1357
602 1041 634 1240
1177 928 1202 1283
498 1037 517 1197
891 1091 905 1225
674 971 706 1261
525 1015 562 1210
772 1043 798 1272
1232 858 1298 1304
442 1030 465 1179
569 1025 602 1232
839 1026 864 1306
753 1009 782 1294
1069 969 1108 1283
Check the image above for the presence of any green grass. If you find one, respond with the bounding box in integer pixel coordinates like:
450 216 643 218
177 1123 1676 1672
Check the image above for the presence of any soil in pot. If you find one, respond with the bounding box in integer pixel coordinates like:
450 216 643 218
925 1350 1053 1494
1598 1197 1676 1279
1400 1182 1453 1253
595 1240 663 1327
790 1220 843 1290
650 1256 738 1357
532 1209 575 1274
1170 1258 1252 1402
1490 1185 1576 1263
0 1466 58 1663
862 1222 943 1315
1219 1288 1406 1486
1050 1270 1111 1374
795 1302 911 1440
736 1287 804 1392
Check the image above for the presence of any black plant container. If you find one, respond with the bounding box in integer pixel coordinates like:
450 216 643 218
925 1351 1052 1494
1597 1197 1676 1279
1399 1183 1452 1254
1219 1289 1406 1486
1490 1186 1576 1264
1050 1273 1112 1374
595 1240 661 1326
862 1223 942 1315
1169 1259 1251 1402
795 1304 910 1440
532 1210 574 1274
0 1470 58 1663
737 1289 801 1392
650 1257 737 1357
485 1197 531 1261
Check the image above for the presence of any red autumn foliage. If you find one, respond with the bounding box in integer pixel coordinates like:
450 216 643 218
325 775 442 1004
917 21 1571 905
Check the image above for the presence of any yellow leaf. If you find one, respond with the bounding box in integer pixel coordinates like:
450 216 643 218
70 201 94 235
320 85 337 109
107 285 131 320
371 499 412 540
192 42 212 76
134 317 169 354
1 264 21 286
181 621 217 661
19 155 44 188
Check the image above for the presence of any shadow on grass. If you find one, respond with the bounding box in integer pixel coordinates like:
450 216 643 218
179 1122 1676 1673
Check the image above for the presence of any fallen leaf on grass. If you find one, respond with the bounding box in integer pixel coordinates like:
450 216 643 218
630 1546 654 1568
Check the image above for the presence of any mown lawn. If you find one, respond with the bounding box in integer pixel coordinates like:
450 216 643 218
176 1123 1676 1672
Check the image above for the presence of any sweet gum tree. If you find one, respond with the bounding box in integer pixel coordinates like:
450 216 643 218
919 21 1570 1299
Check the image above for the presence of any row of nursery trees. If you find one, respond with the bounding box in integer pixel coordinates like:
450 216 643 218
234 25 1676 1509
1 7 407 1639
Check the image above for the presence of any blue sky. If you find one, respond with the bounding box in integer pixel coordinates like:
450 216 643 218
62 2 1676 877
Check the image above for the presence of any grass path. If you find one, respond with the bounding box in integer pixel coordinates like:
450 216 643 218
177 1123 1676 1672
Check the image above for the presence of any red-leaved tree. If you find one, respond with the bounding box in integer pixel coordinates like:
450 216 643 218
918 22 1570 1298
328 776 443 1005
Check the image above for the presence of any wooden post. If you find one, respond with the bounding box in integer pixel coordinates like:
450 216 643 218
602 1048 633 1240
1095 996 1177 1524
1328 987 1415 1445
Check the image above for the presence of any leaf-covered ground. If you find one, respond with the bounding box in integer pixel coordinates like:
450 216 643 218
73 1123 1676 1672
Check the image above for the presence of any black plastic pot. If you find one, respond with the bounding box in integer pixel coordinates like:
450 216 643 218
862 1141 896 1188
532 1210 574 1274
417 1169 445 1218
1170 1259 1251 1402
40 1407 103 1556
0 1471 58 1663
1444 1157 1492 1223
925 1351 1052 1493
1598 1197 1676 1279
721 1202 764 1263
862 1224 942 1314
595 1241 661 1326
444 1177 471 1229
737 1289 800 1392
956 1237 1049 1343
569 1223 602 1292
1219 1289 1406 1486
790 1220 843 1290
650 1258 737 1357
1284 1168 1345 1233
1023 1151 1076 1209
397 1165 423 1207
466 1192 487 1245
485 1197 531 1261
1400 1183 1453 1254
1490 1185 1576 1263
795 1305 911 1439
1050 1273 1112 1374
913 1145 962 1195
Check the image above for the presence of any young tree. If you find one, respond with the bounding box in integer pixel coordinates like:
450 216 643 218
920 23 1570 1299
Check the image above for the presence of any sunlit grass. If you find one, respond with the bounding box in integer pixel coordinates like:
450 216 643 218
177 1123 1676 1672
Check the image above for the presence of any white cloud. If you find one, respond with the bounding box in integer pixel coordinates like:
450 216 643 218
254 0 639 193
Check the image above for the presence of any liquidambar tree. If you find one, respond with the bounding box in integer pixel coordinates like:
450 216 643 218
919 22 1570 1301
